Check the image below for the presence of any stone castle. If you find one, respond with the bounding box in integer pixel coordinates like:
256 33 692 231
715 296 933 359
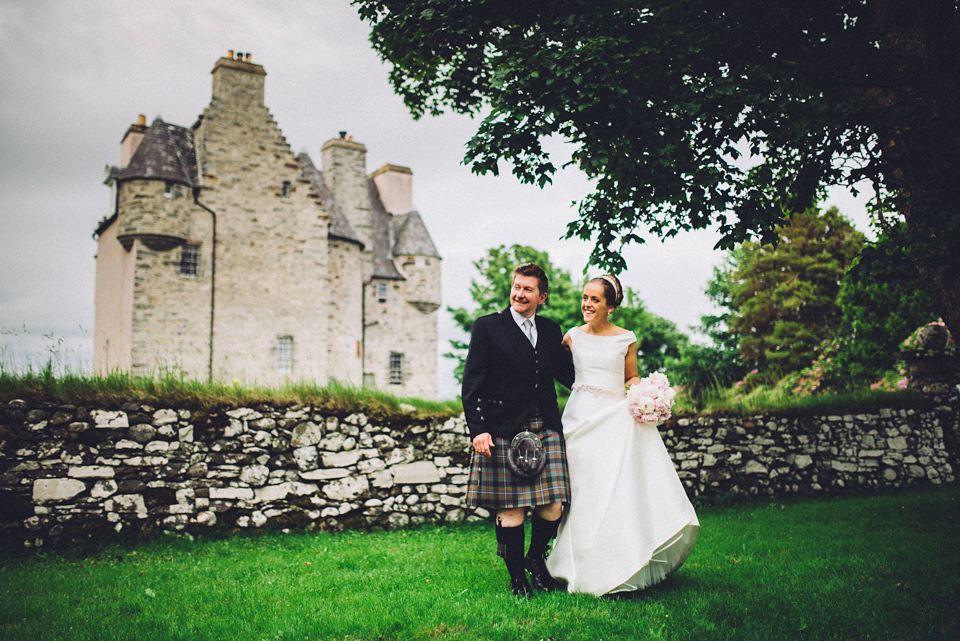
93 52 442 398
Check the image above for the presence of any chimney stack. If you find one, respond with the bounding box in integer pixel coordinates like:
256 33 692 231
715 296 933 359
322 135 370 245
373 164 414 215
120 114 149 168
212 51 266 109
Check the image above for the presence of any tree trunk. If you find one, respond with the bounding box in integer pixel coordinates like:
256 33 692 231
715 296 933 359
872 0 960 342
912 255 960 344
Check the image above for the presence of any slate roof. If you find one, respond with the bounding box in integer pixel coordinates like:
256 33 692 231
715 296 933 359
367 179 405 280
106 121 436 272
118 117 198 186
392 211 441 258
296 152 363 248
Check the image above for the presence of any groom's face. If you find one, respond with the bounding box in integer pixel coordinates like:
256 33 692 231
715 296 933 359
511 274 547 318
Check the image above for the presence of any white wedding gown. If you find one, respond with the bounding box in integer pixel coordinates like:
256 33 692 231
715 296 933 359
546 329 700 596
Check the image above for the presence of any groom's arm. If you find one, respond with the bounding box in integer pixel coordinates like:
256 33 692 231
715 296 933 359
557 342 574 389
553 327 575 389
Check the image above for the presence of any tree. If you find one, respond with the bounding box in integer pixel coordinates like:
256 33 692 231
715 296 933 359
726 207 864 375
354 0 960 341
446 245 689 383
832 224 941 388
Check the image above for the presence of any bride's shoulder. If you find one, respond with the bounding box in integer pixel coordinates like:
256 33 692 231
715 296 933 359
611 326 637 340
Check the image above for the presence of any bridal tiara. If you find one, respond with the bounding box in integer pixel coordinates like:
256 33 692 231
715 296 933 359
600 274 621 299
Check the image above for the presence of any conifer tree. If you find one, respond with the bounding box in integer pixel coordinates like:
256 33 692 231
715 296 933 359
727 207 864 375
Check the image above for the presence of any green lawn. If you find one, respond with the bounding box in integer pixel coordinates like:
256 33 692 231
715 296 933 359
2 486 957 641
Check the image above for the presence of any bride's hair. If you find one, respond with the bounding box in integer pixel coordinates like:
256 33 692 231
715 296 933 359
590 274 623 309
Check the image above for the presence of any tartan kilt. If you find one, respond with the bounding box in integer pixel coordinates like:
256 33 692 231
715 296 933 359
466 415 571 509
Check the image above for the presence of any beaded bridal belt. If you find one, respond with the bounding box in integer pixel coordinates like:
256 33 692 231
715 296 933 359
572 382 625 400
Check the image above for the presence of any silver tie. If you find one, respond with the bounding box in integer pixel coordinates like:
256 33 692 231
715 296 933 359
523 319 535 347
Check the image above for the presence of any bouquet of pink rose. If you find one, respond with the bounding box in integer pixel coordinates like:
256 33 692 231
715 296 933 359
626 372 676 427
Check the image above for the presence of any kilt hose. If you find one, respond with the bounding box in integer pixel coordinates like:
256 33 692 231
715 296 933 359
466 414 571 510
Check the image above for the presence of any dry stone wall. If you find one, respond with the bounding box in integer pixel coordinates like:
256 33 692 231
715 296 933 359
1 391 957 548
0 402 478 548
665 406 956 497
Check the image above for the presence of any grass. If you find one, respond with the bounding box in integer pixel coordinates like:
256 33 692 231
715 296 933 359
0 365 936 421
0 365 462 420
672 378 933 418
1 485 957 640
697 388 931 417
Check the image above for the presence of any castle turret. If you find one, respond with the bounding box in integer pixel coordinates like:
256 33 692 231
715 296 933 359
393 211 442 312
114 117 197 251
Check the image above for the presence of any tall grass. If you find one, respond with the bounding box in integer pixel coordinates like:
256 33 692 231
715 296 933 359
673 378 933 417
0 367 462 419
1 365 933 420
1 486 956 640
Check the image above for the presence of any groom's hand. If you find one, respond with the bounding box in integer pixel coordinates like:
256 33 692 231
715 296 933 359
473 433 495 458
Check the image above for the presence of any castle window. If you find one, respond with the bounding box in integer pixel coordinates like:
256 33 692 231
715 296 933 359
281 181 291 198
180 244 200 276
377 281 388 303
389 352 404 385
276 336 293 373
164 181 180 198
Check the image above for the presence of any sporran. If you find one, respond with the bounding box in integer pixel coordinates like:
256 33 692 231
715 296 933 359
506 430 547 478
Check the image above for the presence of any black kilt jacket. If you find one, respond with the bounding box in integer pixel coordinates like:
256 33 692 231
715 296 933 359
462 308 575 440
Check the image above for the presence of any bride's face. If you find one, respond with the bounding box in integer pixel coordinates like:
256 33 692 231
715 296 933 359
581 282 613 323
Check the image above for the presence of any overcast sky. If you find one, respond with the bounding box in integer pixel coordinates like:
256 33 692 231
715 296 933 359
0 0 871 399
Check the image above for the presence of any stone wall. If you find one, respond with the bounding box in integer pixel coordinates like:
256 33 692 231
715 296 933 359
0 402 477 548
1 392 956 548
664 406 955 497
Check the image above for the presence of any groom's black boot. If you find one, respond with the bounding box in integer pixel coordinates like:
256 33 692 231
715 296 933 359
496 522 532 598
525 512 562 592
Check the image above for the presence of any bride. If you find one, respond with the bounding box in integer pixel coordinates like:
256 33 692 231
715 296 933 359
545 274 699 596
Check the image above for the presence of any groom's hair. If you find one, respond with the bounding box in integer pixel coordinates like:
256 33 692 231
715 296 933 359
513 263 549 296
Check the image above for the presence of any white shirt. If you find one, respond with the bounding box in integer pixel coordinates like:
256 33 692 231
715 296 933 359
509 307 538 348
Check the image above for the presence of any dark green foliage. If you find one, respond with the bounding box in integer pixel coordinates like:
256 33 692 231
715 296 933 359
354 0 960 344
727 207 865 375
832 225 941 389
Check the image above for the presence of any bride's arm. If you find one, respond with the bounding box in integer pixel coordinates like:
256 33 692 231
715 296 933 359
624 341 640 386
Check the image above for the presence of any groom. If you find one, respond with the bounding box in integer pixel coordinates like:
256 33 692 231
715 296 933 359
463 263 575 597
